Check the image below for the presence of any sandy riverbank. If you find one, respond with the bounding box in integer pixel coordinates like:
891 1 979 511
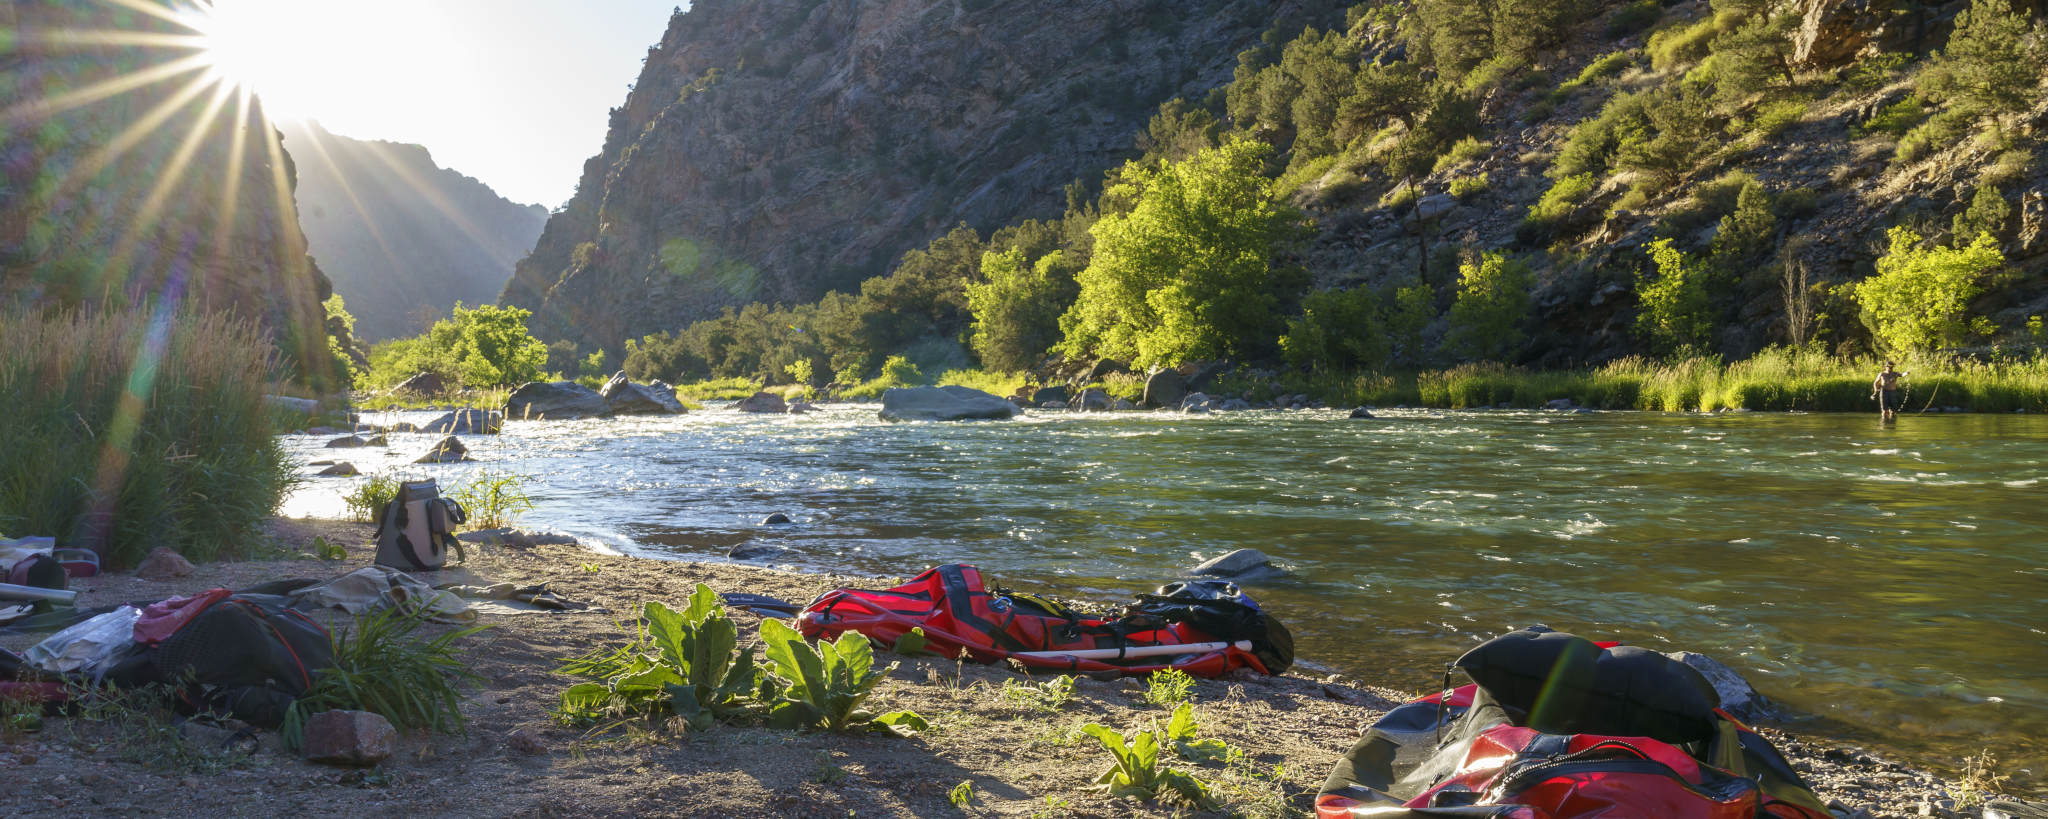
0 518 1981 817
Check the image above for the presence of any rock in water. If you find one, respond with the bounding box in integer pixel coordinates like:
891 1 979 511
394 371 446 395
135 547 195 580
878 386 1021 422
1191 548 1280 579
600 372 686 415
1075 388 1111 412
732 391 788 413
1667 651 1773 720
303 710 396 767
761 513 792 525
421 408 504 434
414 436 470 464
1348 407 1375 419
728 543 789 561
504 381 611 420
317 462 360 477
787 401 818 414
1029 385 1070 406
1143 369 1186 409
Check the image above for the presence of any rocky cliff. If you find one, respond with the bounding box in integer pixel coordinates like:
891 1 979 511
0 1 338 383
503 0 1313 350
280 121 548 341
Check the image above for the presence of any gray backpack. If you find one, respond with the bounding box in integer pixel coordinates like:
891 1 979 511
373 479 467 571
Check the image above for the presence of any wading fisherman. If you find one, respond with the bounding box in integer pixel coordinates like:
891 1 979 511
1872 361 1908 421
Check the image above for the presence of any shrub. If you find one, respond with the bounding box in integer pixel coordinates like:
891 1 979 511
1649 18 1720 71
1432 136 1490 173
362 304 548 390
1448 173 1490 200
1953 185 2011 242
0 307 292 567
282 607 491 750
1524 173 1598 237
967 247 1075 371
1856 95 1928 138
341 472 401 523
1606 0 1663 37
1281 286 1390 372
841 355 926 399
1853 227 2005 353
447 469 534 530
1560 50 1636 95
1746 99 1808 141
1636 239 1718 355
1446 251 1534 361
1917 0 2043 123
1145 668 1196 707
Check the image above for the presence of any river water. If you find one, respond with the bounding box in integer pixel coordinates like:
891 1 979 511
283 405 2047 784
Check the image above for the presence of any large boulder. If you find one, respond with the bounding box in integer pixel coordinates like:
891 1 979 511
732 391 788 413
600 372 686 415
414 436 471 464
316 462 360 477
506 381 610 420
878 386 1021 422
1143 369 1187 409
421 408 503 434
1029 384 1070 406
1793 0 1915 67
394 371 446 395
1075 388 1112 412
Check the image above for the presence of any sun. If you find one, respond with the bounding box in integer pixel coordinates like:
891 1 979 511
180 0 329 121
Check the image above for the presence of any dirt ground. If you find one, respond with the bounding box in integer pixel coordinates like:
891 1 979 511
0 518 1980 817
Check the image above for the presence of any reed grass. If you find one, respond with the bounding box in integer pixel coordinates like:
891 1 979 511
0 306 293 566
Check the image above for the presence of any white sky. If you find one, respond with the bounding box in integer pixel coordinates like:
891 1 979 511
203 0 682 208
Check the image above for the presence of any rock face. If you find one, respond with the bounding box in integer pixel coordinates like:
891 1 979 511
1792 0 1928 67
422 409 504 434
500 0 1289 350
280 121 548 342
1191 548 1281 580
733 391 788 413
303 710 397 767
0 2 340 387
414 436 471 464
135 547 196 579
395 372 448 395
878 386 1021 422
600 373 686 415
1143 370 1187 409
505 381 610 420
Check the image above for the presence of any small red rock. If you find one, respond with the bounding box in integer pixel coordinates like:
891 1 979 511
303 710 396 767
134 547 195 580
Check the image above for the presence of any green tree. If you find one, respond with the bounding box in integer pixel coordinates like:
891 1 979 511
1636 239 1718 355
1414 0 1495 80
966 247 1073 371
1281 287 1390 372
436 304 551 387
1445 251 1534 361
1058 138 1304 369
1387 280 1439 366
1953 184 2011 242
1853 227 2005 352
1922 0 2043 123
1709 179 1777 280
1710 6 1798 106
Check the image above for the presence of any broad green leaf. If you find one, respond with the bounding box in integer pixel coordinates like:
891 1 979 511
891 627 931 656
681 583 720 627
873 710 929 736
1166 702 1197 741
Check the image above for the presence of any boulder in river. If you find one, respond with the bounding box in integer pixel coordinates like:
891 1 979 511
1191 548 1283 580
1143 369 1186 409
1111 398 1138 411
787 401 818 414
505 381 610 420
414 436 471 464
317 462 360 477
1667 651 1774 721
421 408 503 434
761 513 792 525
733 391 788 413
1075 388 1111 412
878 386 1020 422
1029 385 1070 406
600 372 686 415
394 372 446 395
1544 398 1574 411
1349 407 1375 419
728 542 790 561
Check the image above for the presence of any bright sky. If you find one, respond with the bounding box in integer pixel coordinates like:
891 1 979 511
195 0 682 208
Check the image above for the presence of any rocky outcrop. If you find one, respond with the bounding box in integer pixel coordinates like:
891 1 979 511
505 381 611 420
0 2 338 387
877 386 1020 422
501 0 1294 349
281 121 548 342
600 373 686 415
732 392 788 413
1143 369 1187 409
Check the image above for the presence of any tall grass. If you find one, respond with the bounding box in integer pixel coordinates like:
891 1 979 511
0 306 293 566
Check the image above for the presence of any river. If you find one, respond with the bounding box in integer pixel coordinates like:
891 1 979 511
282 404 2048 786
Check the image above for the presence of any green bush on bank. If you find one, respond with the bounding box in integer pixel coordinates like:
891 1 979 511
0 307 293 566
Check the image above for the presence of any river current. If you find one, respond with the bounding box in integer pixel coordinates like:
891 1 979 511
283 405 2047 784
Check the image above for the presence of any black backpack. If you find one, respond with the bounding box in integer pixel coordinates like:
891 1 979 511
1127 579 1295 674
104 595 334 727
373 479 467 572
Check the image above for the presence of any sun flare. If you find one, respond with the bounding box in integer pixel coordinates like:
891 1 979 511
181 0 333 121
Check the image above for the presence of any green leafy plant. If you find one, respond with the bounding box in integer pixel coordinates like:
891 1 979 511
1081 720 1214 806
283 607 491 750
1164 702 1239 763
448 468 535 530
1145 668 1196 707
310 536 347 561
556 586 761 730
1852 227 2005 353
890 626 937 657
758 618 925 734
1000 674 1076 712
341 472 400 523
948 780 977 810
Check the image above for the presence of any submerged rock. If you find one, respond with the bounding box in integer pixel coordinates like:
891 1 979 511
505 381 610 420
317 462 360 477
877 386 1020 422
414 436 471 464
1191 548 1282 580
600 373 686 415
325 434 385 448
1349 407 1375 419
728 543 789 561
733 391 788 414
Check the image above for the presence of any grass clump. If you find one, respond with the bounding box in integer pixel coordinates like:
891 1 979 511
1648 17 1721 71
341 472 401 523
1000 674 1077 712
282 606 492 750
840 355 927 399
672 376 763 402
1145 668 1196 707
0 306 293 566
448 468 534 530
1448 173 1490 200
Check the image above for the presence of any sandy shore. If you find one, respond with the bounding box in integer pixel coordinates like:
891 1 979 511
0 517 1977 817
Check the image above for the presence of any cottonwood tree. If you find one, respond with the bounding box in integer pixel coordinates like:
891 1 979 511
1446 251 1534 361
1853 228 2005 352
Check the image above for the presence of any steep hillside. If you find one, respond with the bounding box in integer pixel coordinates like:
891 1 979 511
281 121 549 341
0 0 339 384
503 0 1328 349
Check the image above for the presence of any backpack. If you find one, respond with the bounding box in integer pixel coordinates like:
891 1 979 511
373 479 467 572
6 553 67 590
102 595 335 728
